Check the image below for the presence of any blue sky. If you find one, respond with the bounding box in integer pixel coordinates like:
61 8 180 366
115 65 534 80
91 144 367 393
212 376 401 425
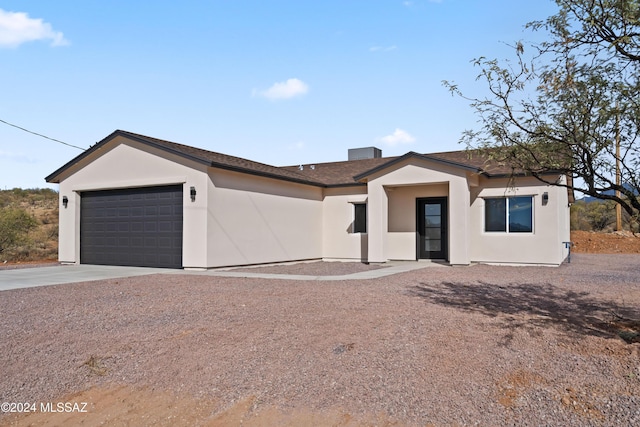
0 0 559 189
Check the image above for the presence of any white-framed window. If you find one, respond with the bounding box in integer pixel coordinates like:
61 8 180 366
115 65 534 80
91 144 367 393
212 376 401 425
353 203 367 233
485 196 533 233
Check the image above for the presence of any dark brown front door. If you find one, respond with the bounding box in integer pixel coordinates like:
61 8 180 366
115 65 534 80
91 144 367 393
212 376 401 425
416 197 448 260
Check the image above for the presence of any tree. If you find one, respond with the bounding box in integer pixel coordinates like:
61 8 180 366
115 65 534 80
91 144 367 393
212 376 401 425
444 0 640 227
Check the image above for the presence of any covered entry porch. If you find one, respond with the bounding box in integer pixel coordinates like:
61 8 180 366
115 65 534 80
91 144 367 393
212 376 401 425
357 155 476 265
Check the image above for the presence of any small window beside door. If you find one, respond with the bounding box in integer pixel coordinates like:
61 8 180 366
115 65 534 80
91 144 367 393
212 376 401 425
353 203 367 233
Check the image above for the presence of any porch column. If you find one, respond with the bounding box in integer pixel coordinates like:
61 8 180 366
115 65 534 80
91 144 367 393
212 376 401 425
367 181 388 263
448 178 471 265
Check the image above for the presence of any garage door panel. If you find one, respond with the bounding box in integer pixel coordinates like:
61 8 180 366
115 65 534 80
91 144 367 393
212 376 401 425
158 206 172 216
80 185 183 268
158 221 173 232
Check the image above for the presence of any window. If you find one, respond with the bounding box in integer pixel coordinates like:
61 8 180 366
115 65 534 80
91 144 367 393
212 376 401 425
353 203 367 233
485 196 533 233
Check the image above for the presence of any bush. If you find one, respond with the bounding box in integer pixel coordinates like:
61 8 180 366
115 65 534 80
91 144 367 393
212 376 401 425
572 198 640 232
0 207 38 256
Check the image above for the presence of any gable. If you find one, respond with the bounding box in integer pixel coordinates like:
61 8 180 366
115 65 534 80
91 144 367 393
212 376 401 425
357 154 476 185
51 138 206 192
45 133 207 185
46 130 323 187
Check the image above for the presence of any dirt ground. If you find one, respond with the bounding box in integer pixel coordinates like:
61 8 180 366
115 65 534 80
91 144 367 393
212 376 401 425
571 230 640 253
1 254 639 426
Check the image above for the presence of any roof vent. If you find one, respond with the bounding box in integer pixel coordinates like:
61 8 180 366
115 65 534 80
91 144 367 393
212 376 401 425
310 165 315 170
348 147 382 161
298 165 304 170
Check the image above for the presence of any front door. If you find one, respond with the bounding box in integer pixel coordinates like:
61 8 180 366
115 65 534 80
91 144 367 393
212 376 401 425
416 197 448 260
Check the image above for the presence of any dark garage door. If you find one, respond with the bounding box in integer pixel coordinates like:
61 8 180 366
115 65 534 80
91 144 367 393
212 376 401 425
80 185 183 268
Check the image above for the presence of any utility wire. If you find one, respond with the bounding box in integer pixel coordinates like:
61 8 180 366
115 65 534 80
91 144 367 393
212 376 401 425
0 118 85 151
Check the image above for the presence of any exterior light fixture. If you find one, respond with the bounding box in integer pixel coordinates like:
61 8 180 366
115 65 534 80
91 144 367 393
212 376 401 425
62 196 68 208
542 192 549 205
190 186 196 202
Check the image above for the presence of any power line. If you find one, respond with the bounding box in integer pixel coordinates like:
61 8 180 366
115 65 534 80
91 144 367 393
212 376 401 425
0 118 85 151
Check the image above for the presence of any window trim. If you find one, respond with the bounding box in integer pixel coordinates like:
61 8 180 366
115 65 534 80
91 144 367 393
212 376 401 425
484 195 534 234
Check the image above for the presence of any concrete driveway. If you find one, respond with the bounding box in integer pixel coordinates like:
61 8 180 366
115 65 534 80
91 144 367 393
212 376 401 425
0 264 171 291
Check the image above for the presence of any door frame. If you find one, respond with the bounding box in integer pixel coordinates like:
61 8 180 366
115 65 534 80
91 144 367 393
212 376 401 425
416 197 448 260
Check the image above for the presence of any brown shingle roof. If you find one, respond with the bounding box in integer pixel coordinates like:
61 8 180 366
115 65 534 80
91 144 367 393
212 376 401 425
281 150 518 186
46 130 323 186
280 157 396 186
117 131 324 185
45 130 526 186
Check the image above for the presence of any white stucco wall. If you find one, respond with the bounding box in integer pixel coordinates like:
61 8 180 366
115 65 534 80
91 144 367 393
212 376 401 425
469 175 570 265
205 168 324 267
55 136 208 266
321 187 369 261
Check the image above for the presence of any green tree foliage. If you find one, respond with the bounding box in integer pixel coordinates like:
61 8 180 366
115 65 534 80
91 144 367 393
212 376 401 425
570 200 615 230
571 198 640 231
0 208 37 254
444 0 640 224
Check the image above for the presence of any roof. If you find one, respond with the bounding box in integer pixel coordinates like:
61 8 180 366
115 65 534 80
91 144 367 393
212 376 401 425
45 130 533 186
45 130 322 186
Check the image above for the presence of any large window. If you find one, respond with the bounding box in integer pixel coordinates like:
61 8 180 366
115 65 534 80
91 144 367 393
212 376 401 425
485 196 533 233
353 203 367 233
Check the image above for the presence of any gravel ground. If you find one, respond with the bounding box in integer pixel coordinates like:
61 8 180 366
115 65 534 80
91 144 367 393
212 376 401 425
0 261 59 271
1 254 639 426
231 260 386 275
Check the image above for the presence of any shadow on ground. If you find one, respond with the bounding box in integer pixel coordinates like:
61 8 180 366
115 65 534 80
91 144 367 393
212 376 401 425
407 281 640 344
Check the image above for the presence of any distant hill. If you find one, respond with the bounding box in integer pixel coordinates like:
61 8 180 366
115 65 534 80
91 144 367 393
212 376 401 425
580 183 638 203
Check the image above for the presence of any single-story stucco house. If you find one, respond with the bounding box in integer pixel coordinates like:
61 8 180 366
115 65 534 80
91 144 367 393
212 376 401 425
45 130 572 269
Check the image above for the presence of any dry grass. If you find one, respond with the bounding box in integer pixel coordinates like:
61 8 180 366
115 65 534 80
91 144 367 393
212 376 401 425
0 189 58 262
83 355 108 376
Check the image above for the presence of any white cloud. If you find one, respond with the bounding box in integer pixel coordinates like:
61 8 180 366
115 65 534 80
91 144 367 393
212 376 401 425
254 78 309 100
0 9 69 48
378 128 416 146
369 45 397 52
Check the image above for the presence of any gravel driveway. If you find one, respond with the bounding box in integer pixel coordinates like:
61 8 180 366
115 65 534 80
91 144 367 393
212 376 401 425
1 254 639 426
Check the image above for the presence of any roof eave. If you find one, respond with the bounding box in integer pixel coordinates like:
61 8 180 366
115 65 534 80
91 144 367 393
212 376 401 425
209 162 325 187
325 182 367 188
482 169 566 179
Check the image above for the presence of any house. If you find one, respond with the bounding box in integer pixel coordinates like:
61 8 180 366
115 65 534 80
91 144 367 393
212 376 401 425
45 130 572 269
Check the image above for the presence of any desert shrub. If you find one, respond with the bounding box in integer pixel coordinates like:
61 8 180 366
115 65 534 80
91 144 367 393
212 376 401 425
572 198 640 232
571 200 616 231
0 207 38 256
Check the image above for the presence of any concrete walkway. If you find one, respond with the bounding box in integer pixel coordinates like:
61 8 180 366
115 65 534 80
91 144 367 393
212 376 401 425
0 261 445 291
194 261 445 281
